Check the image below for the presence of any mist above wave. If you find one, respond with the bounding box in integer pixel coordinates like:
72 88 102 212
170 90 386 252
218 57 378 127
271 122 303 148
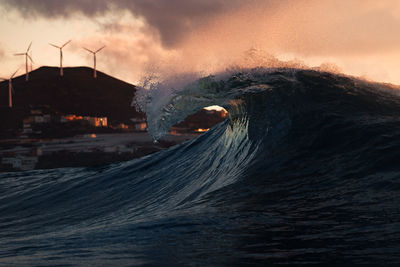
133 50 399 141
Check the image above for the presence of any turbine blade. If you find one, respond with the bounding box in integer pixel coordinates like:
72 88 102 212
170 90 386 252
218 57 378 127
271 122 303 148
83 47 94 53
27 54 34 63
62 40 71 48
11 68 20 78
95 45 106 53
14 53 25 56
0 78 6 81
26 41 32 52
49 43 60 49
11 84 15 94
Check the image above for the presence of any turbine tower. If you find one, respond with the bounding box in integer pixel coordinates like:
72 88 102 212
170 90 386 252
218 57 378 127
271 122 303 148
30 50 33 72
49 40 71 77
0 68 20 108
14 42 33 81
83 45 106 78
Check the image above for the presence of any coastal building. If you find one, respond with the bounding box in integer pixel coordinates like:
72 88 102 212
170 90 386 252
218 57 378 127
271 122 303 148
2 157 22 169
84 116 107 127
1 156 38 171
22 125 33 134
19 156 38 171
134 122 147 131
115 123 130 130
34 116 45 123
34 114 51 123
23 116 34 124
130 118 147 131
61 115 108 127
62 114 83 122
30 109 43 115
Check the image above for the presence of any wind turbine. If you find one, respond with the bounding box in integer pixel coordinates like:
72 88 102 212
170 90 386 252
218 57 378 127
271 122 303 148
49 40 71 77
83 45 106 78
14 42 33 81
30 50 33 72
0 68 20 108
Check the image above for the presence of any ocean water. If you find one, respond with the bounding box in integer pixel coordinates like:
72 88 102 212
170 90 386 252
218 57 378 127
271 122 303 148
1 68 400 265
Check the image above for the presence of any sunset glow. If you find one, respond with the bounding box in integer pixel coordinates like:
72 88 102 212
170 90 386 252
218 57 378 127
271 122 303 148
1 1 400 84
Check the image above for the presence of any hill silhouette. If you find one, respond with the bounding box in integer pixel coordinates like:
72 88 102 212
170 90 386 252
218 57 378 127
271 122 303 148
0 66 144 136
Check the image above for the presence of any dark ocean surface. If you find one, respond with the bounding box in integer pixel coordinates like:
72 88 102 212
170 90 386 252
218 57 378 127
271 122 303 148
1 69 400 265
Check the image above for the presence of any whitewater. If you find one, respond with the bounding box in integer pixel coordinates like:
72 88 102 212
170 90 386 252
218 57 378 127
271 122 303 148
1 68 400 265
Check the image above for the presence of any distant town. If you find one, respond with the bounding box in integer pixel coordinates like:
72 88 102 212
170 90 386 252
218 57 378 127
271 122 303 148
1 101 227 172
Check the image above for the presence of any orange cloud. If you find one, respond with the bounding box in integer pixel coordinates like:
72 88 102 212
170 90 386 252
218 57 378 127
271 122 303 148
4 0 400 84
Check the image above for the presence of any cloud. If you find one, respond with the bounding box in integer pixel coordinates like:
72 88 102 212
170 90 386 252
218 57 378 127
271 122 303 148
3 0 400 84
6 0 399 55
1 0 245 47
0 44 5 60
1 0 110 18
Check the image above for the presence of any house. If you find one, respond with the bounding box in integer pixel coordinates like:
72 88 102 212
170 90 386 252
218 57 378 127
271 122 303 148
30 109 43 115
60 115 108 127
84 116 107 127
1 156 38 171
134 122 147 131
2 157 22 169
130 118 147 131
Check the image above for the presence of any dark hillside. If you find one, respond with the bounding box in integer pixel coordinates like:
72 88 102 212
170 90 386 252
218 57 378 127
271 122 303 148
0 66 143 123
0 67 227 138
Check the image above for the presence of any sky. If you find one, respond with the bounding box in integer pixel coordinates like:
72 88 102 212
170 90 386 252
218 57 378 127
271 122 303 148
1 0 400 85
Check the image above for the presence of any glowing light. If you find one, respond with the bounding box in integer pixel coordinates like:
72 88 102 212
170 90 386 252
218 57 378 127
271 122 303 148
204 105 225 111
195 128 210 133
65 115 83 121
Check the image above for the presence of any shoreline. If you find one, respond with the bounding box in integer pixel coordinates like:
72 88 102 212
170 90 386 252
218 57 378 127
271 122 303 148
0 132 198 172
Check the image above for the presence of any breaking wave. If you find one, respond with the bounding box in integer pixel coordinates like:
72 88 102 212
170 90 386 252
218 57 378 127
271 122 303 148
1 68 400 265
